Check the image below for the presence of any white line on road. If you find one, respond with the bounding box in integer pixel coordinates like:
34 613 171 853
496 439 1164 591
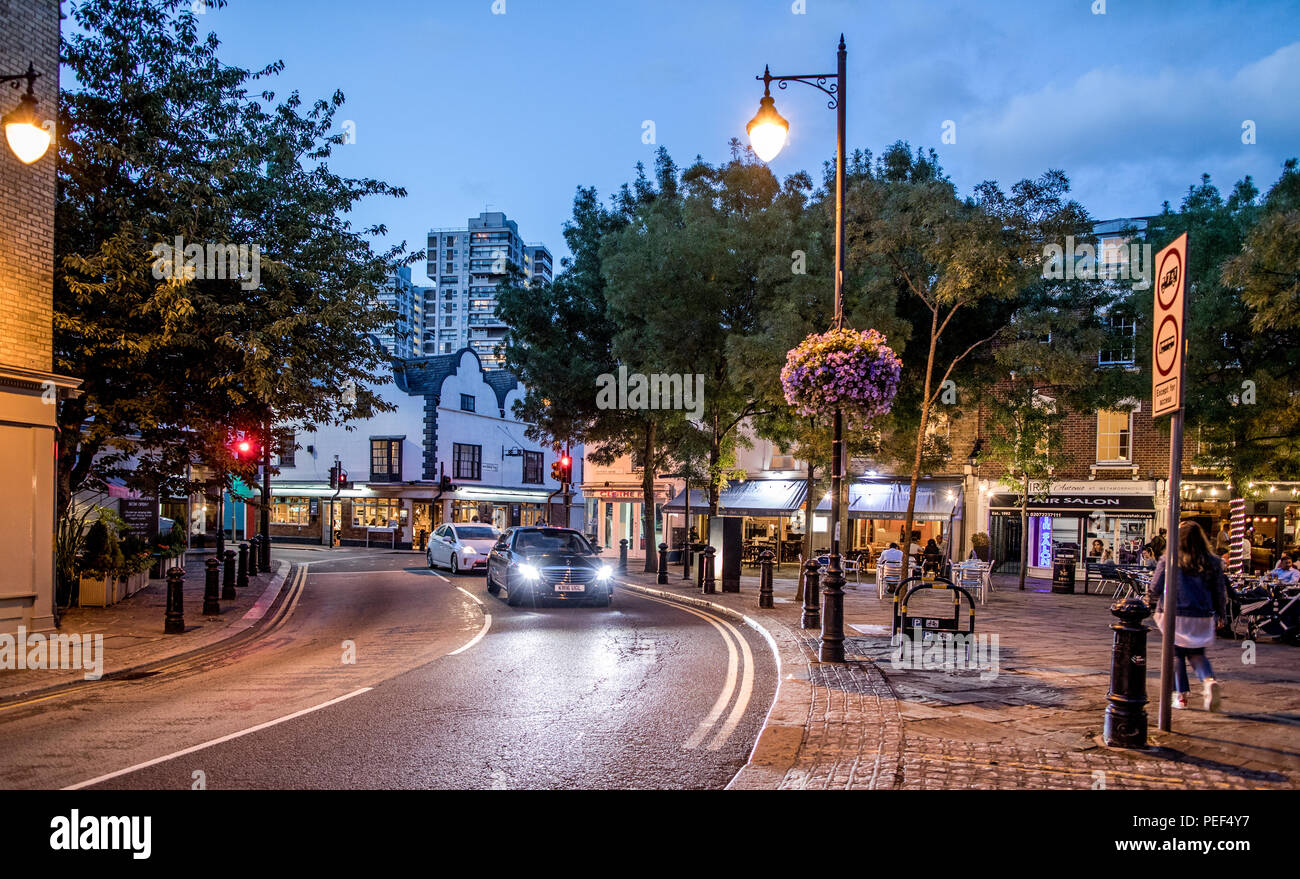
62 687 374 790
455 586 484 606
626 590 748 751
448 614 492 655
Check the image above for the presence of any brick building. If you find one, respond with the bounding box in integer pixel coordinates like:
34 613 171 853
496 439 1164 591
0 0 78 636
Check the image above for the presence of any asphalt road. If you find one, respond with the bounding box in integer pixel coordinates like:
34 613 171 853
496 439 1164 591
0 547 776 790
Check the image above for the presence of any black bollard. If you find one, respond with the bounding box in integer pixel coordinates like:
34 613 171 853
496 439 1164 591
237 542 249 589
222 549 236 601
203 557 222 616
702 546 717 595
619 538 629 573
259 528 270 570
801 558 821 629
682 540 692 580
759 550 775 609
695 543 706 590
1104 596 1152 749
248 534 259 577
165 566 187 633
657 543 669 585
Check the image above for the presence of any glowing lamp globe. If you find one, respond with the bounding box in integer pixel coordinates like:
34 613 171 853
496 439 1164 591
3 93 50 164
746 95 789 162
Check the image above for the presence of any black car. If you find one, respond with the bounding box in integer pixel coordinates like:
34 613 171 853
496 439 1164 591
486 527 614 607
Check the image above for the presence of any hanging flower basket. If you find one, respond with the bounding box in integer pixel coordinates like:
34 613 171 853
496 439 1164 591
781 327 902 422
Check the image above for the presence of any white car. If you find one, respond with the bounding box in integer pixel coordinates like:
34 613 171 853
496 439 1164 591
427 523 500 574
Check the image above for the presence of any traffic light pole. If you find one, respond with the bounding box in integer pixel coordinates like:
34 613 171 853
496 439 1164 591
260 423 271 569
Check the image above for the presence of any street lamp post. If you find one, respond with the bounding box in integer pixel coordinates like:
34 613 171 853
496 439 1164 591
748 35 849 662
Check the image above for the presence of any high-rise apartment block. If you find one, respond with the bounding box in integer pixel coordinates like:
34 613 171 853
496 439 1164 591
424 212 552 365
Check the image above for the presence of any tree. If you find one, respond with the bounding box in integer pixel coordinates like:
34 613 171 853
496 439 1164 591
847 142 1091 559
54 0 406 599
1133 163 1300 491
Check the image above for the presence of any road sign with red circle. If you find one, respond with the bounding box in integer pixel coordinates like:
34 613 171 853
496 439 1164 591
1152 233 1187 418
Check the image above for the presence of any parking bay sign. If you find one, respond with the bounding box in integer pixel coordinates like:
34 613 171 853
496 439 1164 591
1152 233 1187 418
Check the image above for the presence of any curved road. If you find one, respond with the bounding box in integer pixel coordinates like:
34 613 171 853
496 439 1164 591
0 548 776 790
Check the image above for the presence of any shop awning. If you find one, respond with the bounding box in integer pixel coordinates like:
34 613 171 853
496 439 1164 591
663 480 808 516
816 479 962 521
989 492 1155 517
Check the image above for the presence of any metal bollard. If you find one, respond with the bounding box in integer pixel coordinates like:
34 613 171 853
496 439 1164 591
166 566 187 633
222 549 236 601
248 534 259 577
203 557 222 616
702 546 717 595
801 558 821 629
237 542 249 589
657 543 668 584
259 529 270 570
619 538 629 573
682 540 692 580
759 550 775 608
695 543 706 590
1104 596 1152 749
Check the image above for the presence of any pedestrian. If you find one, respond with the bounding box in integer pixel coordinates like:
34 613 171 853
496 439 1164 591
1215 524 1231 555
1147 521 1227 712
1148 527 1168 560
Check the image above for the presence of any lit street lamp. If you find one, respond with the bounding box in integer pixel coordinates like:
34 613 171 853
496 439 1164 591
747 36 849 662
2 62 52 164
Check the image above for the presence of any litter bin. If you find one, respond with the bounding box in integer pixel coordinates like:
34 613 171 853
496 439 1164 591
1052 542 1079 594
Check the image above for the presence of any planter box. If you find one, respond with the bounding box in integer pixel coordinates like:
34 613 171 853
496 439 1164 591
78 574 114 607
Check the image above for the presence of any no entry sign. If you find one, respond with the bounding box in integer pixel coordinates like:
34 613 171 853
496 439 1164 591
1152 233 1187 418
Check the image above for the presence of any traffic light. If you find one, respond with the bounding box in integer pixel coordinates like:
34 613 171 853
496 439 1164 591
439 475 455 493
229 432 261 461
552 454 572 483
329 464 339 490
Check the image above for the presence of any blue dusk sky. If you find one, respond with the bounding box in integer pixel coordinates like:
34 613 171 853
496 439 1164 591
186 0 1296 277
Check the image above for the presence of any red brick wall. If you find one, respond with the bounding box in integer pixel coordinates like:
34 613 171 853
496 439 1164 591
0 0 60 373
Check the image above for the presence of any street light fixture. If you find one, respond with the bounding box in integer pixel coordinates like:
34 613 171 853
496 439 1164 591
2 63 51 164
748 36 850 663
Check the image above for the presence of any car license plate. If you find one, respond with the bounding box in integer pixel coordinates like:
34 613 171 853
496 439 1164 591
554 583 585 592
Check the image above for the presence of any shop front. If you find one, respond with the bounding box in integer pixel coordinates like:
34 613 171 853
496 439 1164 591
988 485 1156 577
815 478 963 561
445 486 556 533
1181 481 1300 571
583 484 676 555
662 479 810 566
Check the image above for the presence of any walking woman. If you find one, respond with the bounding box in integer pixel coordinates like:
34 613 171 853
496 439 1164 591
1147 521 1228 711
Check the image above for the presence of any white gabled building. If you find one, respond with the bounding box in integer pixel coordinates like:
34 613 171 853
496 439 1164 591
269 348 580 549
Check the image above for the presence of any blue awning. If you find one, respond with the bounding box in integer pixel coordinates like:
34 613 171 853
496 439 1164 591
815 479 962 521
663 479 807 516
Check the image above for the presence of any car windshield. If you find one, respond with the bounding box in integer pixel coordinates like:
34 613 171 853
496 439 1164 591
456 526 497 540
514 530 594 555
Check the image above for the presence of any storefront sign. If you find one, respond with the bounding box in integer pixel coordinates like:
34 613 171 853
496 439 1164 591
989 493 1155 515
309 498 320 517
120 498 159 539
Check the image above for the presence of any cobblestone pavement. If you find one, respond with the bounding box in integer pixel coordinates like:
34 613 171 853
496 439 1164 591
616 565 1299 790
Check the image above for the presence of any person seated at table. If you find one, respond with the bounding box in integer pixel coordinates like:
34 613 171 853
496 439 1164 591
1272 554 1299 584
878 542 904 566
922 538 942 572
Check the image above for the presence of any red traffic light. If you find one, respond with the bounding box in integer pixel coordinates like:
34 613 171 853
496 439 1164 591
561 455 571 468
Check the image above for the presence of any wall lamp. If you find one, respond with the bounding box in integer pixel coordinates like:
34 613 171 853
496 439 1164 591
2 63 52 164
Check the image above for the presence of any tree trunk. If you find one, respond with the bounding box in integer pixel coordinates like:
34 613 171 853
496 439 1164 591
1018 472 1029 591
641 420 658 573
901 310 940 567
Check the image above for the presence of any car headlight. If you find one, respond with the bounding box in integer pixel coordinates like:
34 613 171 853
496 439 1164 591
462 545 477 555
596 565 613 580
518 563 540 580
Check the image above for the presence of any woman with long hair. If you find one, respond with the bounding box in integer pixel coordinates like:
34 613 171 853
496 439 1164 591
1147 521 1228 711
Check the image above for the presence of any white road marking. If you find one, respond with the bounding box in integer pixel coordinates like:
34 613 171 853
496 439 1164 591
455 586 484 606
627 591 747 751
267 563 309 635
62 687 374 790
448 614 492 655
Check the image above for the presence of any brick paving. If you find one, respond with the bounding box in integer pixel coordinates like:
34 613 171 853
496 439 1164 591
616 563 1300 790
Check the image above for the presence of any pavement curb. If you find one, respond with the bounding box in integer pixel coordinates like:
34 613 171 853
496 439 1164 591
614 577 811 791
0 559 291 708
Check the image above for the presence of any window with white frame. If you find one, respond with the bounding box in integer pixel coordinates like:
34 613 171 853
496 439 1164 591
1096 409 1133 463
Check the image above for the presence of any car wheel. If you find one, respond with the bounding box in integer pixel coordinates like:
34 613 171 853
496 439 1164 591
450 554 460 575
506 576 524 607
486 572 501 595
427 550 436 570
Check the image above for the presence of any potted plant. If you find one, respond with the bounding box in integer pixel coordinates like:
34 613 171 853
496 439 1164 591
781 327 902 425
116 532 153 600
78 519 123 607
971 531 991 562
